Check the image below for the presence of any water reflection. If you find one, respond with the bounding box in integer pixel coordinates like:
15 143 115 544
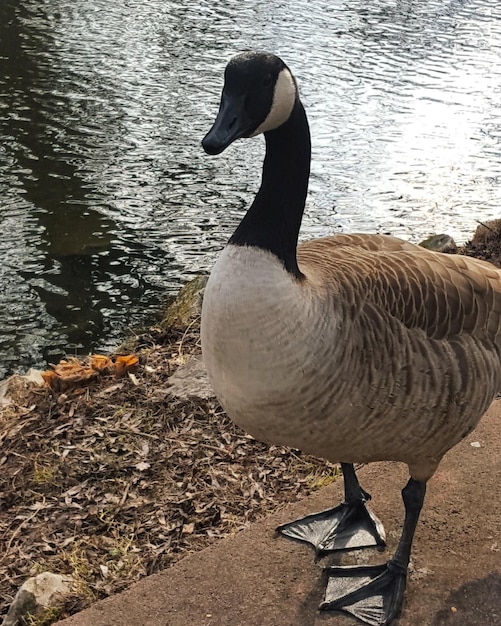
0 0 500 377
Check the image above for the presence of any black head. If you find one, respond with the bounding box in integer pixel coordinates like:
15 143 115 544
202 51 297 155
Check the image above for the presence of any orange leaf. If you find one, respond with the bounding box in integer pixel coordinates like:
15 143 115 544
114 354 139 377
42 358 98 392
115 355 139 367
41 370 59 390
91 354 114 373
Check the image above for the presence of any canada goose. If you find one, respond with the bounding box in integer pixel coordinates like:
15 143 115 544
200 51 501 626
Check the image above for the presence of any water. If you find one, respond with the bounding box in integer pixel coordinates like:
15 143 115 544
1 0 500 378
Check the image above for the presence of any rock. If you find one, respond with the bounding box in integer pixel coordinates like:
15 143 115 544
168 356 215 401
2 572 72 626
419 234 457 253
160 276 208 331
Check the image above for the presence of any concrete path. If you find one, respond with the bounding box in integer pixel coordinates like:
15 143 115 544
58 401 501 626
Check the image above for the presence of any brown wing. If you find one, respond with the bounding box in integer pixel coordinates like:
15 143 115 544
297 233 501 342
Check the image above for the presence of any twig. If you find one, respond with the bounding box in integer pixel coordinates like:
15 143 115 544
476 220 494 232
118 482 131 508
178 318 200 358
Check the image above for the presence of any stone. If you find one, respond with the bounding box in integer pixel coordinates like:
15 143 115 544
419 234 457 253
160 276 208 331
168 355 215 401
2 572 72 626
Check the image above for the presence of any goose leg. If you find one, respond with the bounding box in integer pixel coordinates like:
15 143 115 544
277 463 386 557
320 478 426 626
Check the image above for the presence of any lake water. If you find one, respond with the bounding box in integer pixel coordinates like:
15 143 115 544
1 0 500 378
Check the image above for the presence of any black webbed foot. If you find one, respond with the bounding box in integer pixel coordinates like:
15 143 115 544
276 499 386 557
320 561 407 626
277 463 385 556
318 478 427 626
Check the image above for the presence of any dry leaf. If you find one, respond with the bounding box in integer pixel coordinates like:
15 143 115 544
42 359 98 392
22 368 46 386
91 354 114 373
114 355 139 378
128 372 140 386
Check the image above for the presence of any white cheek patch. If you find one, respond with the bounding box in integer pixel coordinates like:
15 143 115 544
251 68 297 136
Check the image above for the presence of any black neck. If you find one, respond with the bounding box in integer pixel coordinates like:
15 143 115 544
229 99 311 278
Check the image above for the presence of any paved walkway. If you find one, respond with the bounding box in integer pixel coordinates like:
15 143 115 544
58 402 501 626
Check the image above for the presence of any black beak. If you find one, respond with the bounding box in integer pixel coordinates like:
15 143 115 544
202 92 254 155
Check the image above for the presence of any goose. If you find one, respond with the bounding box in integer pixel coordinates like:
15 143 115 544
200 51 501 626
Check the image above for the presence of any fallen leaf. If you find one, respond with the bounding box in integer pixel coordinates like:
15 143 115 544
114 355 139 378
22 368 46 386
128 372 140 386
91 354 114 373
42 359 98 391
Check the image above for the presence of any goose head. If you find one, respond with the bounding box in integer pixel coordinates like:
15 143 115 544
202 51 298 155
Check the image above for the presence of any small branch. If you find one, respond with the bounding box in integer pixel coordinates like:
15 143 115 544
476 220 494 232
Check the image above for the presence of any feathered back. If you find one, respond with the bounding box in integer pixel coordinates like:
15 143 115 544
298 234 501 342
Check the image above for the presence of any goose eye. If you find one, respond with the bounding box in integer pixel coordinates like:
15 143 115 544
262 73 273 88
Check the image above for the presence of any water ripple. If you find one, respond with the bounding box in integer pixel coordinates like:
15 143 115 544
0 0 501 376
